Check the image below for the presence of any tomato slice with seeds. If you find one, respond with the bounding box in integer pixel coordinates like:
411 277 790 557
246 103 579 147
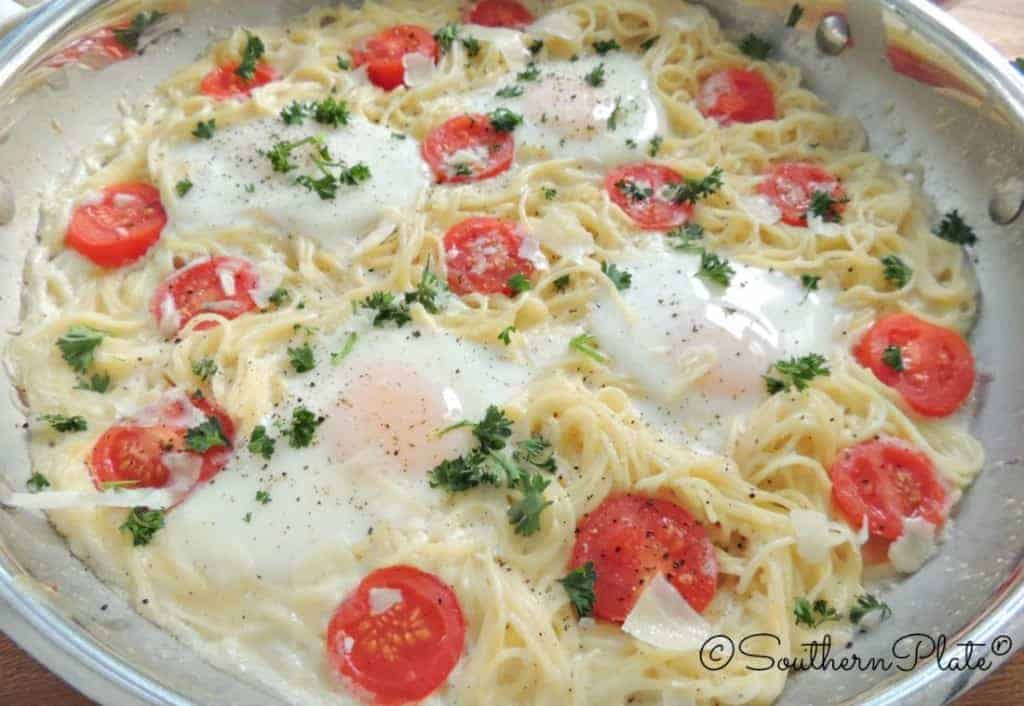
757 162 847 227
150 256 260 336
326 565 465 705
443 217 535 296
696 68 777 126
605 163 695 231
569 494 718 623
89 393 235 491
47 25 134 69
467 0 534 29
422 114 515 184
66 183 167 268
830 437 947 542
853 313 975 417
199 60 277 99
351 25 438 91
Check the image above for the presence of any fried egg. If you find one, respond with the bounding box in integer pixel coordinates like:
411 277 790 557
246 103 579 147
157 323 534 585
463 53 665 167
587 243 850 452
151 115 429 247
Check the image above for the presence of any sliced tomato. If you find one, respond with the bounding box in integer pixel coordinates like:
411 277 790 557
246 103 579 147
854 313 975 417
47 25 134 69
199 60 276 99
422 114 515 183
66 183 167 268
443 217 534 296
326 565 465 705
351 25 438 91
467 0 534 29
886 46 973 95
757 162 847 227
569 494 718 623
605 163 695 231
150 257 260 336
89 393 234 491
830 437 948 542
697 68 777 126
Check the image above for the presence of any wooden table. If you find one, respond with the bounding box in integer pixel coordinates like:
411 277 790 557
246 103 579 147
3 1 1024 704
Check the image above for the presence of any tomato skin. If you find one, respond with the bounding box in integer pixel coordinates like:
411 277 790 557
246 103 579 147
569 494 718 623
854 313 975 417
66 183 167 268
352 25 438 91
830 438 948 542
467 0 535 29
150 257 259 336
757 162 846 227
326 565 465 705
422 114 515 183
199 61 276 99
48 25 134 69
443 217 535 296
605 163 695 231
696 68 777 126
88 393 235 492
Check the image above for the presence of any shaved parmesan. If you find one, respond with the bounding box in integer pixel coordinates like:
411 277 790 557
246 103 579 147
368 587 403 615
532 206 594 263
888 516 938 573
112 192 142 209
808 212 842 236
469 26 529 68
790 509 846 563
622 574 711 651
738 194 782 225
529 10 581 41
401 53 436 88
516 230 549 271
132 388 207 428
216 264 237 296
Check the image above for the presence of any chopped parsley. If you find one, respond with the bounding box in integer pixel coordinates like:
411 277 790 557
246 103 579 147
528 39 544 55
640 35 660 52
553 274 571 292
808 190 847 223
280 100 310 125
41 414 87 432
593 39 621 55
794 597 841 628
558 562 597 617
191 357 217 382
265 136 314 173
26 472 50 493
409 262 447 314
507 273 532 294
268 287 290 307
443 405 513 453
248 425 276 460
542 186 557 200
881 254 912 288
513 435 556 474
75 373 110 394
56 325 104 373
615 178 652 202
739 33 773 60
337 55 351 70
496 84 525 98
933 209 977 245
120 507 165 546
175 179 193 197
517 62 541 82
111 10 165 51
801 274 821 292
255 490 271 505
648 134 663 157
569 333 606 363
667 223 704 251
696 250 734 287
192 119 216 139
462 35 481 57
185 417 229 453
882 345 904 371
361 291 412 327
313 96 350 126
235 32 266 82
489 107 523 132
284 406 324 448
849 594 892 625
600 261 631 291
433 23 461 53
288 342 316 373
584 62 606 87
786 4 805 28
765 353 830 394
498 326 516 345
508 472 552 535
331 332 359 364
606 96 624 130
665 167 724 205
243 512 252 523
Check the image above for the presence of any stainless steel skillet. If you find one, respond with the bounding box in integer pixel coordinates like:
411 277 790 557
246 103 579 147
0 1 1023 704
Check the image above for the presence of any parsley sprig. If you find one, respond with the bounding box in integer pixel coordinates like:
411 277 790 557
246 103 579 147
882 345 904 371
697 250 734 287
600 261 631 291
249 425 276 460
786 4 805 28
235 32 266 82
665 167 724 205
584 63 606 87
881 254 912 288
933 209 977 246
559 562 597 617
185 417 229 453
794 598 841 628
120 507 165 546
41 414 87 432
808 190 848 223
489 107 523 132
765 353 829 394
57 326 104 373
361 264 448 327
593 39 620 55
112 11 165 52
569 333 606 363
739 34 773 60
667 223 704 251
